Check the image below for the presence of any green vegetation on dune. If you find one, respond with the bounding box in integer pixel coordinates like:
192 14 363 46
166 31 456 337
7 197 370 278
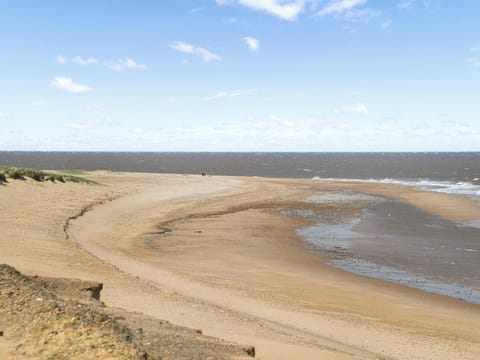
0 165 97 185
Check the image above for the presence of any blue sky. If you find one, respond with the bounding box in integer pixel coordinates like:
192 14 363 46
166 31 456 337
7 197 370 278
1 0 479 151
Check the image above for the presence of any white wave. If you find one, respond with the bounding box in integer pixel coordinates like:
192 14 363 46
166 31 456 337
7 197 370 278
312 176 480 201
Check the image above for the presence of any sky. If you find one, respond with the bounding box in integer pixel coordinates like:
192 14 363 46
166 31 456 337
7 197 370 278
1 0 479 152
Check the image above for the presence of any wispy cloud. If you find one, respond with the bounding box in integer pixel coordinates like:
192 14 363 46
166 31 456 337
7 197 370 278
107 58 146 71
336 103 369 115
217 1 391 28
351 103 368 115
202 89 255 101
170 41 222 63
397 1 433 11
316 0 387 27
50 77 92 93
216 0 307 21
189 6 206 14
72 56 99 66
243 36 260 52
342 8 380 23
269 115 294 127
56 55 146 71
64 122 90 129
397 0 414 10
0 112 8 118
317 0 367 16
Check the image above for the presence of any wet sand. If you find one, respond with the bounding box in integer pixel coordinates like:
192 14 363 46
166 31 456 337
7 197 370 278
352 201 480 286
299 198 480 302
1 173 480 359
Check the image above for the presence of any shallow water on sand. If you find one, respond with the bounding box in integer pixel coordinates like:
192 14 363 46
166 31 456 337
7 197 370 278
298 200 480 303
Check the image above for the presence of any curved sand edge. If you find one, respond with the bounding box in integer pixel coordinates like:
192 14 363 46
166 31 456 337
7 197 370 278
1 173 480 359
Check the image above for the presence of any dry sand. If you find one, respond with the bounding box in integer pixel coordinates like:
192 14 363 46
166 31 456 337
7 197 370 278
1 172 480 359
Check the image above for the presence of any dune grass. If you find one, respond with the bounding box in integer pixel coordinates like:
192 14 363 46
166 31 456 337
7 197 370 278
0 165 97 185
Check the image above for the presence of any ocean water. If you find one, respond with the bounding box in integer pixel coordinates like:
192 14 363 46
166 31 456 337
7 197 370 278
3 151 479 200
1 151 480 196
0 151 478 180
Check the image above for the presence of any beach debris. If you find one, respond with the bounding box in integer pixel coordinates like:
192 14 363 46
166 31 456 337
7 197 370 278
243 346 255 357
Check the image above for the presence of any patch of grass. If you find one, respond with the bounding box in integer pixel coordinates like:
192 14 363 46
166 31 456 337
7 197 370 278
0 165 98 185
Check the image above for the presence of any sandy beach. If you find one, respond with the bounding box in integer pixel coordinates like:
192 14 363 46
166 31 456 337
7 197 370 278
1 172 480 359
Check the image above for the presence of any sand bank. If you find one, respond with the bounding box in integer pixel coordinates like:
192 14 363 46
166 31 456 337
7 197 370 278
1 173 480 359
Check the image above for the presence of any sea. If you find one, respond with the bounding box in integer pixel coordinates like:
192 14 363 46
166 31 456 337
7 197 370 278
1 151 479 302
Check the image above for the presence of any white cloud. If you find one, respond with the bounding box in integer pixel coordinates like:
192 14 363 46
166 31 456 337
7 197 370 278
50 77 93 93
170 41 222 63
217 0 388 27
57 55 146 71
107 58 146 71
203 91 231 101
0 112 7 118
269 115 294 127
351 103 368 115
317 0 367 16
72 56 99 66
397 1 433 10
64 123 90 129
243 36 260 52
216 0 307 21
56 55 67 64
202 89 254 101
335 103 369 115
86 103 101 110
171 41 194 53
316 0 385 26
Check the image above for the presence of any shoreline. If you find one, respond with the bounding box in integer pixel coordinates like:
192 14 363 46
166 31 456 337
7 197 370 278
1 172 480 359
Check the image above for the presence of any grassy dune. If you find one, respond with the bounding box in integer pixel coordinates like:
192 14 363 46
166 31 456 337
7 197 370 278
0 165 97 185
